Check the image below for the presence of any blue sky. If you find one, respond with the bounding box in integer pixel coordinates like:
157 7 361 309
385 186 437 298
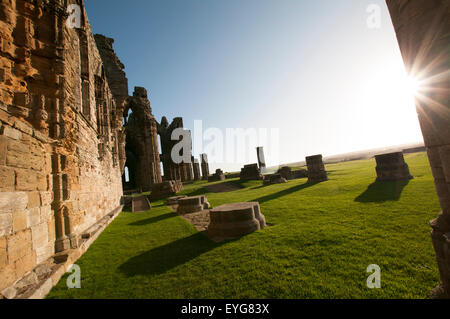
85 0 423 172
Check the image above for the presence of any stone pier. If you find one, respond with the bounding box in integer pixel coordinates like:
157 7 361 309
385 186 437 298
306 155 328 183
375 152 413 182
200 154 210 180
386 0 450 298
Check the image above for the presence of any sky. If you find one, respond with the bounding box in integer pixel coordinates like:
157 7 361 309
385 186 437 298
85 0 424 173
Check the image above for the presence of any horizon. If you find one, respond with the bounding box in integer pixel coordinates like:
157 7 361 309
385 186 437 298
85 0 424 173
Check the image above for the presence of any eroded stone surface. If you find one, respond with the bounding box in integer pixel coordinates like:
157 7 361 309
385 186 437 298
208 202 266 241
177 195 210 215
150 181 184 200
240 164 263 181
375 152 413 181
132 196 151 213
306 155 328 183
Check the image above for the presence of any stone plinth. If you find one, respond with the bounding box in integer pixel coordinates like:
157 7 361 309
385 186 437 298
240 164 263 181
375 152 413 181
177 195 210 215
165 195 187 207
132 196 151 213
150 181 184 200
208 169 226 182
208 202 266 240
306 155 328 183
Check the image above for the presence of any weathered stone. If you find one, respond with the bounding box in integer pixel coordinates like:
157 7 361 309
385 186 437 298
306 155 328 183
0 192 28 213
208 202 266 241
375 152 413 181
177 195 210 215
165 195 187 207
131 196 151 213
200 153 210 180
1 125 22 140
150 180 184 200
12 210 28 232
256 147 266 172
386 0 450 298
0 166 15 192
208 169 226 182
240 164 263 181
7 229 32 263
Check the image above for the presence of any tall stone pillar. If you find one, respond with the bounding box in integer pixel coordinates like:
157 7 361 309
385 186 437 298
201 153 210 180
386 0 450 298
192 156 202 181
306 155 328 183
257 147 267 172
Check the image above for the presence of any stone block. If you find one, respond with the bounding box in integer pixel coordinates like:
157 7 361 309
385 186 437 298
0 213 13 237
0 166 15 192
14 251 36 280
131 196 151 213
0 236 6 267
39 205 52 223
177 195 210 215
375 152 413 182
31 222 49 250
0 192 28 213
27 192 41 209
27 207 40 227
240 164 263 181
15 170 38 191
0 136 7 165
39 192 52 206
208 202 266 241
12 210 27 232
306 155 328 183
7 229 32 263
1 125 22 140
0 263 16 292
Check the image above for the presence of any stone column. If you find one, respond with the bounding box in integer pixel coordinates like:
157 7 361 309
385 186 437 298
192 156 201 181
386 0 450 298
257 146 266 172
200 153 210 180
375 152 413 181
306 155 328 183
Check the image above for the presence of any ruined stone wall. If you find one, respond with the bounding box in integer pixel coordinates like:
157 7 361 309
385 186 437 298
386 0 450 297
0 0 125 292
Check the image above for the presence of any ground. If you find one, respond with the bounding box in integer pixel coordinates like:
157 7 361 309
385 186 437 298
47 152 440 299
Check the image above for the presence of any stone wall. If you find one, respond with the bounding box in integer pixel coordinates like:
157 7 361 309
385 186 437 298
386 0 450 298
0 0 125 293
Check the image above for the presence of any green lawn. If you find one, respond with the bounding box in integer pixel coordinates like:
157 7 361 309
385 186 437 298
47 152 441 299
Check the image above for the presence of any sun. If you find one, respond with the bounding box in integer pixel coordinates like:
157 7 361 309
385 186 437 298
402 75 421 98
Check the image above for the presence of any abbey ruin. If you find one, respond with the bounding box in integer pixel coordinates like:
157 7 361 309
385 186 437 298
0 0 448 300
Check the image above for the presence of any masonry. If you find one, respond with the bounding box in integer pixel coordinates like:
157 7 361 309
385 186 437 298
0 0 127 295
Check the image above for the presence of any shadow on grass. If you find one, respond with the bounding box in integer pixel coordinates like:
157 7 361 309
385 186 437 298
355 180 410 203
128 212 177 226
118 232 226 276
251 181 320 204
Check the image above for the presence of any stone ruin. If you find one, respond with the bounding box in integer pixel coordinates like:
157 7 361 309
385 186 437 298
192 156 202 181
305 155 328 183
264 173 287 185
257 146 266 172
208 169 226 182
387 0 449 298
150 181 184 201
177 195 210 215
208 202 266 241
200 153 210 180
122 87 162 192
165 195 187 210
277 166 308 180
375 152 413 182
157 117 194 182
240 164 264 181
131 196 151 213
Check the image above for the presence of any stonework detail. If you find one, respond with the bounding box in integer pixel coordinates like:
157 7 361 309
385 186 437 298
208 202 266 241
0 0 125 294
306 155 328 183
375 152 413 182
240 164 263 181
257 146 266 172
123 87 162 192
177 195 210 215
192 156 201 181
200 153 210 180
150 181 184 200
386 0 450 298
208 169 225 182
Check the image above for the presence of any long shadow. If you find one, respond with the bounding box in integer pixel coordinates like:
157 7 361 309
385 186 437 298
251 181 320 204
118 232 227 277
355 180 410 203
128 212 177 226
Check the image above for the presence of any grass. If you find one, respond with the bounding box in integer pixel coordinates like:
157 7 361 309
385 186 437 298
47 152 441 299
